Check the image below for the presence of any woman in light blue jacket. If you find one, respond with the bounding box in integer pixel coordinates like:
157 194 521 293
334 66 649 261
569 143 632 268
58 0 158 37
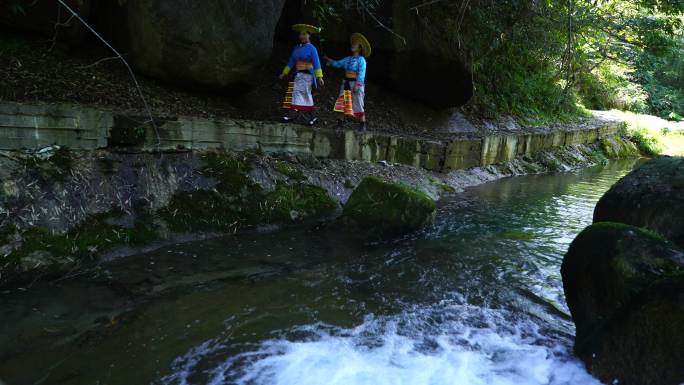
325 33 371 132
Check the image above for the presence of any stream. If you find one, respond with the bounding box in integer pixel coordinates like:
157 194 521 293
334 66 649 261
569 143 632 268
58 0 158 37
0 159 640 385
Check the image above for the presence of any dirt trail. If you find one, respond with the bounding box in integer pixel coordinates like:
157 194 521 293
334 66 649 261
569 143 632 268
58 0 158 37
1 31 620 141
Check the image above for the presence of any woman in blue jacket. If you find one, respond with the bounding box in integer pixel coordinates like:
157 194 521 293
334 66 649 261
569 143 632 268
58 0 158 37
325 32 371 132
280 24 325 126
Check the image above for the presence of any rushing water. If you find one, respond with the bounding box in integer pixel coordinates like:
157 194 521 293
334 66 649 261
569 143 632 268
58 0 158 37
0 160 640 385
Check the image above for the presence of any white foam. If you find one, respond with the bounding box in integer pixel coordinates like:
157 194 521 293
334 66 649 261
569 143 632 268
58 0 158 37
161 304 603 385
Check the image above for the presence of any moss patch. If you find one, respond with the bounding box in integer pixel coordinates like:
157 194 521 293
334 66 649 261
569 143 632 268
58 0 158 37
570 222 668 255
158 150 264 233
1 212 160 273
343 177 436 235
428 176 456 194
343 179 355 189
159 151 336 233
600 136 640 159
262 183 337 222
200 150 259 194
589 150 609 165
538 155 563 172
394 139 418 165
274 161 305 180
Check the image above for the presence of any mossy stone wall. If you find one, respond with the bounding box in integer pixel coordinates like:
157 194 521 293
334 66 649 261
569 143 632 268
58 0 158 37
1 103 627 174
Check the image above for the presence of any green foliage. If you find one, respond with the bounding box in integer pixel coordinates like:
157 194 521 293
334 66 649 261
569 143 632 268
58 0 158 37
669 111 683 121
629 126 665 156
577 64 649 112
611 110 684 155
458 0 581 118
391 0 684 119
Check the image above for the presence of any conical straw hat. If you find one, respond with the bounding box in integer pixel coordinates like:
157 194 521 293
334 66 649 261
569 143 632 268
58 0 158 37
351 32 371 58
292 24 322 34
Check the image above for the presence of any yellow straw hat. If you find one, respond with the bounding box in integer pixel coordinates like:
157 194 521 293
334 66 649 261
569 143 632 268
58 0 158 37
351 32 371 58
292 24 322 34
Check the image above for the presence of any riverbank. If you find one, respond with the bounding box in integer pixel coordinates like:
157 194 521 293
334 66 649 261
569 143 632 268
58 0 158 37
0 31 646 286
0 123 634 288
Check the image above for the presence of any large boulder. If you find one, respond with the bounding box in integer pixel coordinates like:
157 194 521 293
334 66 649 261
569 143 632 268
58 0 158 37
594 156 684 248
343 177 436 235
100 0 286 88
561 222 684 385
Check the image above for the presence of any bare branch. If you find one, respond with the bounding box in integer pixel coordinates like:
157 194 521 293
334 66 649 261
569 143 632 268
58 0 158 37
361 3 407 45
409 0 447 14
55 0 161 147
78 56 122 69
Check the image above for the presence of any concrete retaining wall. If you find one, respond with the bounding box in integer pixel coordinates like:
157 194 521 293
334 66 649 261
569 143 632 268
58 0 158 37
0 103 111 150
0 102 622 172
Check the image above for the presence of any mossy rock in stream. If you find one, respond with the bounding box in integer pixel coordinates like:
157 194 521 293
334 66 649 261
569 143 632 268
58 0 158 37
561 222 684 385
599 136 640 159
594 156 684 248
343 177 436 236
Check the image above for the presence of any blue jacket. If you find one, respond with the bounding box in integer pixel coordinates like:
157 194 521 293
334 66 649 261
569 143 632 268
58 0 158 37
282 43 323 87
329 56 367 83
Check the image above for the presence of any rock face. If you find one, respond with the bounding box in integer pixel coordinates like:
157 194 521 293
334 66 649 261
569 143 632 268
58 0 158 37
594 156 684 248
562 222 684 385
101 0 286 88
2 0 286 88
343 177 436 235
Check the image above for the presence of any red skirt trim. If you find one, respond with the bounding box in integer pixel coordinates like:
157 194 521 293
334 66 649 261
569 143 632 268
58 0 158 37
290 105 317 111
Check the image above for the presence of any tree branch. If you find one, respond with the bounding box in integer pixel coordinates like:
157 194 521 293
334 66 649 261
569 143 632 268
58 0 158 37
78 55 122 69
361 3 407 45
409 0 447 14
56 0 160 147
